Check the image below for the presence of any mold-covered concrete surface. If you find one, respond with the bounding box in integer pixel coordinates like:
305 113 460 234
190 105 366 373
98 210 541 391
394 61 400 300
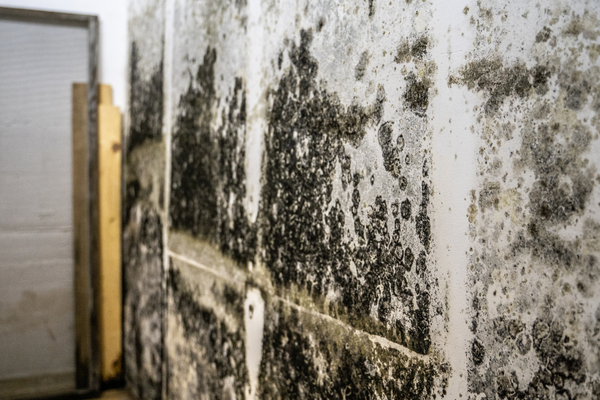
123 0 600 398
123 1 166 399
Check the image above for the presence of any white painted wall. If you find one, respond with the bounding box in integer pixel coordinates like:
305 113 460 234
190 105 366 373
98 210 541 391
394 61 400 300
0 0 128 110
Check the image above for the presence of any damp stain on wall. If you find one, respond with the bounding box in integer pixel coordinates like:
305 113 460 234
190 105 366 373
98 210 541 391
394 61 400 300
169 47 256 266
452 3 600 399
258 299 446 399
160 2 447 391
123 19 167 398
120 0 600 399
166 261 248 399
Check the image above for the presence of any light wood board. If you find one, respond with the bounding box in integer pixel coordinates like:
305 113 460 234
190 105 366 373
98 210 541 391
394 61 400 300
98 84 122 383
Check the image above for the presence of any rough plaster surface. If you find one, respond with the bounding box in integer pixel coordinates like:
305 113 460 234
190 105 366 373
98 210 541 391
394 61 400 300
124 0 600 398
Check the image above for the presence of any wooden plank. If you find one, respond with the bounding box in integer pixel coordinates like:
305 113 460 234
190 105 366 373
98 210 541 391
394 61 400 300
72 82 92 391
98 84 123 384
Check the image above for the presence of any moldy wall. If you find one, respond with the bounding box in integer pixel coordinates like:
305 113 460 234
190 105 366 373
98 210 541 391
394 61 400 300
123 0 600 398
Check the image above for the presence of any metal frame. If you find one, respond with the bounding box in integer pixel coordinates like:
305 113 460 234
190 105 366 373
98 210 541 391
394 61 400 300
0 7 101 398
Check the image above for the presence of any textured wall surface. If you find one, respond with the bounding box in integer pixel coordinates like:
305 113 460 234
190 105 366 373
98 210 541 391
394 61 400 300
124 0 600 398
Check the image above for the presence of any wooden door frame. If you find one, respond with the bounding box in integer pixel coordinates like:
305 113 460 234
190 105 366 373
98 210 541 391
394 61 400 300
0 7 101 397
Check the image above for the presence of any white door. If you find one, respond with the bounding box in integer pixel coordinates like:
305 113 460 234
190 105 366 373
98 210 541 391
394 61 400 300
0 17 88 395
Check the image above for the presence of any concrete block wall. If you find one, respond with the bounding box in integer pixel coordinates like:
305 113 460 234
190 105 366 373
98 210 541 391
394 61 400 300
123 0 600 398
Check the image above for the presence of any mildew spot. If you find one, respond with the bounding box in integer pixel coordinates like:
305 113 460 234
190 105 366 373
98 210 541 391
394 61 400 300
355 50 369 81
454 4 600 399
536 26 552 43
258 300 446 399
394 35 429 64
169 48 256 266
449 59 551 114
261 29 434 354
368 0 375 18
128 42 164 153
167 265 248 399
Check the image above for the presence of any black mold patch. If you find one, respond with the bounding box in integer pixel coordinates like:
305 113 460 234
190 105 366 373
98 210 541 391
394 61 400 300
561 72 592 111
128 42 164 152
394 35 429 64
355 51 369 81
169 47 256 265
123 204 164 400
449 59 552 114
471 316 588 399
261 29 433 354
471 339 485 366
258 301 444 399
510 121 595 268
395 41 411 64
167 266 247 399
404 72 431 117
401 198 412 220
170 48 218 239
479 181 501 212
536 26 552 43
316 17 326 32
378 121 403 178
415 182 431 251
411 36 429 60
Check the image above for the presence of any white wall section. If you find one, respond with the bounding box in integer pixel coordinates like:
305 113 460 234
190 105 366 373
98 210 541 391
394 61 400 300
0 0 128 111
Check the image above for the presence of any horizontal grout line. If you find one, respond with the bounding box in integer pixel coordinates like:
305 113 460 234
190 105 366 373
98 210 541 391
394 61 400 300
167 249 431 363
167 250 233 282
274 294 431 362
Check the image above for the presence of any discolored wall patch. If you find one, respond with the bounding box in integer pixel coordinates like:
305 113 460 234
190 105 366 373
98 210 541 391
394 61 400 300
123 1 167 398
260 25 437 355
123 0 600 399
169 48 256 266
452 2 600 398
258 298 448 399
166 260 248 399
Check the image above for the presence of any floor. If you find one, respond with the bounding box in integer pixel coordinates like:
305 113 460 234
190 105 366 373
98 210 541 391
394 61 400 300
93 390 134 400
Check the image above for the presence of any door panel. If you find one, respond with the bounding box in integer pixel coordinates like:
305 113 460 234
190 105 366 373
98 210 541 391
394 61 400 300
0 18 88 386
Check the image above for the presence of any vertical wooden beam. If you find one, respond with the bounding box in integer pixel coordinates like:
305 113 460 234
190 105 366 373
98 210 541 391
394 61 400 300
98 85 123 384
72 83 92 391
86 16 101 393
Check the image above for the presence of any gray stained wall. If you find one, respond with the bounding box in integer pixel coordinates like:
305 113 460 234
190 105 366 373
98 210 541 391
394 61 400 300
123 0 600 398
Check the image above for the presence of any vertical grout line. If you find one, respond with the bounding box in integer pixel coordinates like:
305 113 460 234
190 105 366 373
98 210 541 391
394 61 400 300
161 0 175 398
244 0 265 227
244 3 265 396
429 1 476 397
